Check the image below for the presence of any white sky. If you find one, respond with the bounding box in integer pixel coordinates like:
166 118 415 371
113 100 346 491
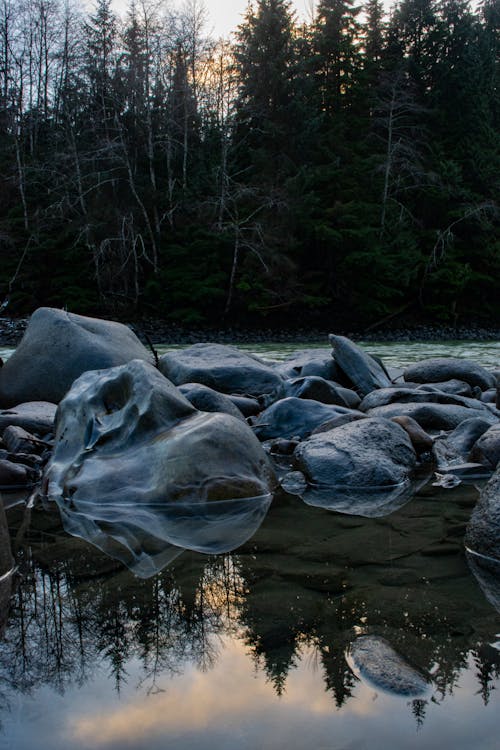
110 1 316 38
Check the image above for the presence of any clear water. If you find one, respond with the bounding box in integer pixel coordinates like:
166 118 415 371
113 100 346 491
1 340 500 750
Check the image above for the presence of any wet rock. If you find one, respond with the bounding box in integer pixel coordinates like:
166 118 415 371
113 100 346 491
359 386 495 414
329 334 392 396
470 424 500 470
1 425 46 455
273 348 342 381
390 415 433 455
283 376 356 407
178 382 245 421
465 466 500 561
480 388 497 404
347 634 431 697
311 412 367 435
158 343 284 402
225 394 261 417
0 458 34 487
416 379 473 397
44 359 276 575
294 417 417 489
251 397 357 440
0 308 154 407
432 418 493 468
0 401 56 435
366 402 498 431
404 357 496 391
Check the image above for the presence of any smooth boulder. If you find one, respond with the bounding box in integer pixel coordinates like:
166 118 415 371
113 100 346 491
251 397 357 440
432 418 493 468
44 359 276 575
178 382 245 421
329 335 392 396
0 308 154 407
366 402 498 431
283 376 358 407
0 402 57 435
404 357 496 391
470 424 500 470
159 343 284 402
465 466 500 561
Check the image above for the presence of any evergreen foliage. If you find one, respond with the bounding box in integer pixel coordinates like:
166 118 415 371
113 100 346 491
0 0 498 328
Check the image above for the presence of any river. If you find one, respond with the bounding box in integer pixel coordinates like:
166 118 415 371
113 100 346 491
0 340 499 750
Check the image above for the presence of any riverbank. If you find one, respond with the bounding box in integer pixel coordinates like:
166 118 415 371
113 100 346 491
1 314 499 347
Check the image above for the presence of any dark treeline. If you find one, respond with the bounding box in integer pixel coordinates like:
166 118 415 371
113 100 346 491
0 0 498 329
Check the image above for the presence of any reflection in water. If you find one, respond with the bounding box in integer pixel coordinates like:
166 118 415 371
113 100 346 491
1 480 500 748
56 492 273 578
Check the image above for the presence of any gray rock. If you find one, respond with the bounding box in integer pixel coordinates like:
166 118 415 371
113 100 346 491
0 401 57 435
329 335 392 396
347 635 431 697
366 402 498 431
159 343 284 402
0 308 154 407
465 466 500 561
273 348 342 381
0 500 13 637
251 397 357 440
470 424 500 469
225 394 261 417
359 386 495 414
311 412 367 435
480 388 497 404
45 359 276 576
178 382 245 421
2 425 46 455
416 379 473 397
432 418 493 468
294 417 417 488
0 458 34 487
283 376 355 407
404 357 496 391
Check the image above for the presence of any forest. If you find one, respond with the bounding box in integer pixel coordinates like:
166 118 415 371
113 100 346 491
0 0 498 330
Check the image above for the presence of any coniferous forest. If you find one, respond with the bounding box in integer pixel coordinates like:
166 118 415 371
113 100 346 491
0 0 498 330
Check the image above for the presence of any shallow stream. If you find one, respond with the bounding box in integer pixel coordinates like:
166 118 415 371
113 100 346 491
1 340 499 750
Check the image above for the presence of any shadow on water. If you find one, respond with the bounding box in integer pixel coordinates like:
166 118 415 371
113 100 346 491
1 476 500 736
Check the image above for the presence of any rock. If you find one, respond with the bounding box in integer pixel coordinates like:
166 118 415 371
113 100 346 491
0 308 154 407
273 348 342 381
225 394 261 417
465 466 500 562
329 334 392 396
0 458 34 487
0 500 14 637
416 379 473 397
294 417 417 489
0 401 57 435
251 397 357 440
470 424 500 470
404 357 496 391
359 387 495 414
432 418 493 468
347 635 431 697
366 402 498 431
481 388 497 404
44 359 276 576
1 425 46 455
158 343 284 402
283 376 355 407
311 412 367 435
178 383 245 421
390 415 434 455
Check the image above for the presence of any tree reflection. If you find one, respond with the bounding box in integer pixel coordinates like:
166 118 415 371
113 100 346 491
1 480 500 730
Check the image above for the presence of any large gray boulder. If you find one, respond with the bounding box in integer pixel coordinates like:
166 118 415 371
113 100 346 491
404 357 496 391
328 335 392 396
251 397 358 440
159 343 284 402
45 359 276 576
294 417 417 489
465 466 500 561
0 308 154 407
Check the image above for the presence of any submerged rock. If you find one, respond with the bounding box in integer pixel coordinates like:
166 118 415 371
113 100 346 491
0 308 154 407
469 424 500 470
465 466 500 562
44 359 276 576
347 635 431 697
293 417 417 509
432 418 493 468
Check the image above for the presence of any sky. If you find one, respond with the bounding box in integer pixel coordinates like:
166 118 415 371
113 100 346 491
110 0 316 38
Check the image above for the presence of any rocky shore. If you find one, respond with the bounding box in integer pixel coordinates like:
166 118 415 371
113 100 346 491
1 314 499 347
